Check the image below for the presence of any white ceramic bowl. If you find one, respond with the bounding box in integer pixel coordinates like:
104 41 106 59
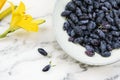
53 0 120 65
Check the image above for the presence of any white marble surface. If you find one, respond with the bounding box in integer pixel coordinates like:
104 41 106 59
0 0 120 80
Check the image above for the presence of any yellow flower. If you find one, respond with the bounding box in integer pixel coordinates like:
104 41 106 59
0 1 45 38
0 0 6 10
10 1 45 32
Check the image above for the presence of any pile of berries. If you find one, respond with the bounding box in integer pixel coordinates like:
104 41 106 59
61 0 120 57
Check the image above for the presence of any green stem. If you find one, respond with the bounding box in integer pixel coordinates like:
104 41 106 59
0 26 20 38
0 28 11 38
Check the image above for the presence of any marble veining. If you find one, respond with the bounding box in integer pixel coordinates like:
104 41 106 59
0 0 120 80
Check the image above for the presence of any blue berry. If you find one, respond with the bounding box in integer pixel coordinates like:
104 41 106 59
97 30 105 39
70 30 75 37
78 20 89 25
74 37 83 43
38 48 48 56
68 37 75 42
88 6 93 13
101 52 111 57
67 19 75 27
100 41 107 53
42 65 51 72
106 14 114 24
100 0 105 2
87 21 96 30
90 34 99 39
107 44 112 51
84 0 93 4
109 0 118 8
76 7 82 17
63 21 70 30
85 45 94 52
73 26 83 35
66 2 76 11
81 25 87 30
101 6 109 12
91 39 99 46
61 10 71 17
93 1 100 9
111 31 120 37
85 51 95 57
70 13 78 23
104 2 112 9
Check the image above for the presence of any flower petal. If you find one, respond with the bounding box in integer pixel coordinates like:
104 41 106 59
0 0 6 10
15 1 25 14
16 16 38 32
32 19 45 24
18 21 39 32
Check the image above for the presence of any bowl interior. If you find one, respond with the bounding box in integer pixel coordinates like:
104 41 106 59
53 0 120 65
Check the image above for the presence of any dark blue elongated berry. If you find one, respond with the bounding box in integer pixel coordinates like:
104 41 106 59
63 21 70 30
101 52 111 57
104 2 112 9
66 2 76 11
61 10 71 17
84 36 90 44
84 0 93 4
78 20 89 25
107 44 112 51
81 25 87 30
106 14 114 24
85 45 94 52
111 31 120 37
97 30 105 39
76 7 82 17
73 26 83 35
102 22 111 29
93 1 100 9
109 11 114 18
79 14 89 20
87 21 96 30
96 11 104 23
80 6 87 13
94 47 101 54
101 6 109 12
114 17 120 28
92 12 96 19
42 65 51 72
109 0 118 8
67 19 75 27
100 41 107 53
74 37 83 43
100 0 105 2
85 51 95 57
68 37 75 42
90 34 99 39
88 13 92 19
88 6 93 13
70 30 75 37
38 48 48 56
91 39 99 46
70 13 78 23
73 0 82 7
113 10 118 17
67 28 72 36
